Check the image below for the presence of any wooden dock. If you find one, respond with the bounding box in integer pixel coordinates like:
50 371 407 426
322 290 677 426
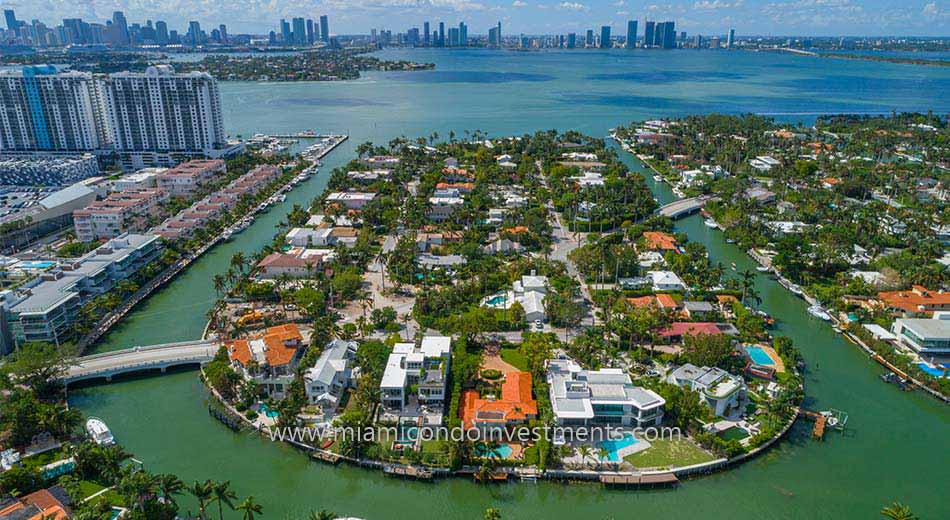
799 410 830 439
600 473 678 489
384 465 433 481
311 451 342 465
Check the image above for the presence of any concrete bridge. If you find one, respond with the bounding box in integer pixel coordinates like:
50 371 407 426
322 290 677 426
657 196 708 218
64 340 219 385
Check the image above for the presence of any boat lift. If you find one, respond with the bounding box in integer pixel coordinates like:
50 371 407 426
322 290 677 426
799 408 849 439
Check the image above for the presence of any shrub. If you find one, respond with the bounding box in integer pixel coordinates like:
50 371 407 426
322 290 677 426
481 369 503 381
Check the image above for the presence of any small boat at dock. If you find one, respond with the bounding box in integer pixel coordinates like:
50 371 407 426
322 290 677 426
704 219 719 229
756 266 770 273
86 417 115 446
807 305 832 321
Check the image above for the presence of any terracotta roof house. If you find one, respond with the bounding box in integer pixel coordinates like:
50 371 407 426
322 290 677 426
227 324 305 398
641 231 678 252
460 371 538 430
878 286 950 316
659 322 739 342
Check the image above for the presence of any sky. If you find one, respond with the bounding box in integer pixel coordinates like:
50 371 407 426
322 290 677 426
2 0 949 37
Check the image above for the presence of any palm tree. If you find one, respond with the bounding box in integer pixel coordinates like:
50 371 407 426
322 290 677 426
484 508 502 520
596 447 611 470
212 480 238 520
236 496 263 520
157 474 184 507
308 510 337 520
880 502 917 520
188 480 214 520
577 445 593 469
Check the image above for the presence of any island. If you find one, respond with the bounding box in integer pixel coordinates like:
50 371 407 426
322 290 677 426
198 130 805 483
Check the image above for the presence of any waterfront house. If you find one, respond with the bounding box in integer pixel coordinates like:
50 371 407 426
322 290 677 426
326 192 376 210
667 363 747 417
380 336 452 415
877 286 950 316
360 155 400 168
304 340 359 416
255 248 333 279
659 322 739 343
639 232 678 253
227 324 305 398
891 313 950 358
460 371 537 432
546 358 665 431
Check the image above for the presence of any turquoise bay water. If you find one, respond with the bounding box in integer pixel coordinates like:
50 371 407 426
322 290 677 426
71 49 950 519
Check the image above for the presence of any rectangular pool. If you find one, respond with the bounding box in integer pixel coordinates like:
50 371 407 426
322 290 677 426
915 363 948 378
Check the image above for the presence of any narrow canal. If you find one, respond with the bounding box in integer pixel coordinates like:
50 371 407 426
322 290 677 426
69 49 950 518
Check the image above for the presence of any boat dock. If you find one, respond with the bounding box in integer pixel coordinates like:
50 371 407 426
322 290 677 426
600 473 679 489
799 409 849 440
383 464 433 481
311 451 343 465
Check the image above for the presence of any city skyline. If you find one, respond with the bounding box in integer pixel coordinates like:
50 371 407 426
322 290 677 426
0 1 947 37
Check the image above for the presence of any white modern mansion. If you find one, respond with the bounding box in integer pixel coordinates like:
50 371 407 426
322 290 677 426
380 336 452 413
546 358 665 430
667 363 747 417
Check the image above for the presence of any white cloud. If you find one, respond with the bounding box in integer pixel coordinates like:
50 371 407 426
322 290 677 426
693 0 743 10
512 0 528 6
556 2 589 12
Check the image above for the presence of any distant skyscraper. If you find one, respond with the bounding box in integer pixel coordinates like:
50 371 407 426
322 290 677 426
459 22 467 47
4 9 18 36
306 19 314 44
320 15 329 43
448 27 459 47
438 22 445 46
727 28 735 48
112 11 130 45
188 20 202 46
292 17 306 45
497 22 502 45
155 21 168 44
600 26 611 49
585 29 594 48
219 24 228 44
663 21 676 49
626 20 637 49
280 19 291 44
567 32 576 49
424 22 430 45
644 21 655 48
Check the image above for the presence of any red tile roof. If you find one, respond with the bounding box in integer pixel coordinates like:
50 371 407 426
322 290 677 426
659 322 724 338
642 231 677 251
877 286 950 314
460 372 538 429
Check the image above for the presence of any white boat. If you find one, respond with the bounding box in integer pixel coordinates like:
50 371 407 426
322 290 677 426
86 417 115 446
807 305 832 321
653 175 664 182
788 284 804 296
725 238 736 244
704 219 719 229
756 266 770 273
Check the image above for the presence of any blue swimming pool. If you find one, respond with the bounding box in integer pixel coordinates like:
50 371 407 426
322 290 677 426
259 404 279 418
915 363 948 378
486 295 506 306
598 433 640 462
477 444 514 459
17 261 55 269
745 345 776 366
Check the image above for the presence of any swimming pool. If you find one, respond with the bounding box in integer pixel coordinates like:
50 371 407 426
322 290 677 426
477 444 514 459
486 294 506 306
259 404 279 418
915 363 948 378
598 433 640 462
17 260 55 269
745 345 776 366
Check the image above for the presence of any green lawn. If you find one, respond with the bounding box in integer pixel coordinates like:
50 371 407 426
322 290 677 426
500 347 529 371
21 447 68 469
624 438 715 470
77 480 124 505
